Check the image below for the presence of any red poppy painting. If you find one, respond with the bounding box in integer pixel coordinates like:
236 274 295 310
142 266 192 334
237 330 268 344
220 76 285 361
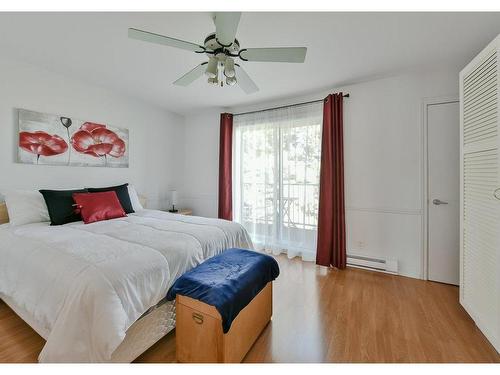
71 122 126 159
18 109 129 167
19 131 68 164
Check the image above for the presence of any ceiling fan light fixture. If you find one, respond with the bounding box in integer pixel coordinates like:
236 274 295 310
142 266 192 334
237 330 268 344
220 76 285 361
208 77 218 86
226 76 237 86
205 57 218 78
224 58 236 78
216 52 227 62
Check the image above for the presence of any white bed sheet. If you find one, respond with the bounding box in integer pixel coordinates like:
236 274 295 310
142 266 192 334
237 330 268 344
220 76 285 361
0 209 253 362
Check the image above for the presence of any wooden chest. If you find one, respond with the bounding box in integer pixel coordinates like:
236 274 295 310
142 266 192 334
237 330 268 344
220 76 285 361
175 282 272 363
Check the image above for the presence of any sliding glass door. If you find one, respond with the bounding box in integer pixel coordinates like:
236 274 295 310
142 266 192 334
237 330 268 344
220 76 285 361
233 102 322 260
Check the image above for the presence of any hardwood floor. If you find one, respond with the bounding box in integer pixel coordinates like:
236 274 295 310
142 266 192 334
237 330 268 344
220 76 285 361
1 255 498 363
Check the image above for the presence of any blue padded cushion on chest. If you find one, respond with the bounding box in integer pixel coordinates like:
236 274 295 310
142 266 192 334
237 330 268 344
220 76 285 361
167 248 280 333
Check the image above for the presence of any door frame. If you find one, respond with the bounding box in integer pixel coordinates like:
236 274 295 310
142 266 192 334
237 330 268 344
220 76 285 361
422 95 459 281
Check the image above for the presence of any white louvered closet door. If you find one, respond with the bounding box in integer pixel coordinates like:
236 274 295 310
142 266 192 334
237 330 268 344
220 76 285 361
460 34 500 353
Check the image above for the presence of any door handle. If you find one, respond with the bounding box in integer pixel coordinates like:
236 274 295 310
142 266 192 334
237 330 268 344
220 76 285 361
432 199 448 205
494 188 500 200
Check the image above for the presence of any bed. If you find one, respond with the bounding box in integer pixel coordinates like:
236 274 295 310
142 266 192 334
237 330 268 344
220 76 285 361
0 202 253 362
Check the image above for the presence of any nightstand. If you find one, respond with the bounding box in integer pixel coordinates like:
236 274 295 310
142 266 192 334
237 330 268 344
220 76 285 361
170 209 193 216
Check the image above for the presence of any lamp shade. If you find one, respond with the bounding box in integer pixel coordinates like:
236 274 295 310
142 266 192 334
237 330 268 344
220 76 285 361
205 57 217 78
224 58 235 78
171 190 178 206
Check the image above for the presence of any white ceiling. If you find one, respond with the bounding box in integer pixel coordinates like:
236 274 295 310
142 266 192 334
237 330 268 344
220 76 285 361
0 12 499 114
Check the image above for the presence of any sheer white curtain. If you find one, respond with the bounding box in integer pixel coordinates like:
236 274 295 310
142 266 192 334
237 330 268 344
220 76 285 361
232 102 323 261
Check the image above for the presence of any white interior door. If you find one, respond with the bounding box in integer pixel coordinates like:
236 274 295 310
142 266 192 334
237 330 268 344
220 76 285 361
428 101 460 285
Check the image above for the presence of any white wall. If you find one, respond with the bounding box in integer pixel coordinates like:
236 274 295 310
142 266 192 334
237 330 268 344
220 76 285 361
179 108 223 217
0 57 184 209
181 67 460 279
0 55 461 279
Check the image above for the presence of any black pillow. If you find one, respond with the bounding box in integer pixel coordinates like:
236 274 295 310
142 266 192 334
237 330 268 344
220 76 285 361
39 188 88 226
87 183 134 214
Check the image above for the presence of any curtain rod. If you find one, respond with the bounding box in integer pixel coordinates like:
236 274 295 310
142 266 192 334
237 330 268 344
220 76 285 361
233 93 349 117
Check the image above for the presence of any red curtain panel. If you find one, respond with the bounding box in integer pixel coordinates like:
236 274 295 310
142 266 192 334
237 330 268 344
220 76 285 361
218 113 233 220
316 93 346 269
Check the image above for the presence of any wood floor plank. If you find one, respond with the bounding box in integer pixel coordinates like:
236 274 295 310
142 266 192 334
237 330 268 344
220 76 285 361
0 255 498 363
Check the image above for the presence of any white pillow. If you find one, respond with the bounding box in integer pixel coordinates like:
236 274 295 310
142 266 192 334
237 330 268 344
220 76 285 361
128 185 144 211
3 190 50 226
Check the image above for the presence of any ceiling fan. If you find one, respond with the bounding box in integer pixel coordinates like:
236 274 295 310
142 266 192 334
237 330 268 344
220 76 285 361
128 12 307 94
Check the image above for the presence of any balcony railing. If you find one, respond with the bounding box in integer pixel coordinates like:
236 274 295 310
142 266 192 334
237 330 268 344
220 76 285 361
241 182 319 230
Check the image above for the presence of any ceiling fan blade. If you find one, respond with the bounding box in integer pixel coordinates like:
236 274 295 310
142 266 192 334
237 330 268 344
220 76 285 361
173 63 207 86
235 65 259 94
214 12 241 47
240 47 307 63
128 28 204 53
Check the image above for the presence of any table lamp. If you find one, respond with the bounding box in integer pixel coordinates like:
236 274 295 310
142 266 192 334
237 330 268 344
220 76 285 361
169 190 178 213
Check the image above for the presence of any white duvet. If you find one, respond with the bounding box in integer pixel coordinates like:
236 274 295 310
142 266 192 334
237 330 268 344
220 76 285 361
0 209 253 362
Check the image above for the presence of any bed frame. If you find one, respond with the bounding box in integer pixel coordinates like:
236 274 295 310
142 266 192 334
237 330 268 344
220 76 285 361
0 202 8 225
0 199 177 363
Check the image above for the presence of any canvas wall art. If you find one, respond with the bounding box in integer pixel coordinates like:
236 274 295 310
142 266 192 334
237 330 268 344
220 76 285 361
17 109 129 168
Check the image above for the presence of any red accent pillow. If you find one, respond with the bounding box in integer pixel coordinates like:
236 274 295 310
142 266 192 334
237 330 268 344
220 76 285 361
72 191 127 224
